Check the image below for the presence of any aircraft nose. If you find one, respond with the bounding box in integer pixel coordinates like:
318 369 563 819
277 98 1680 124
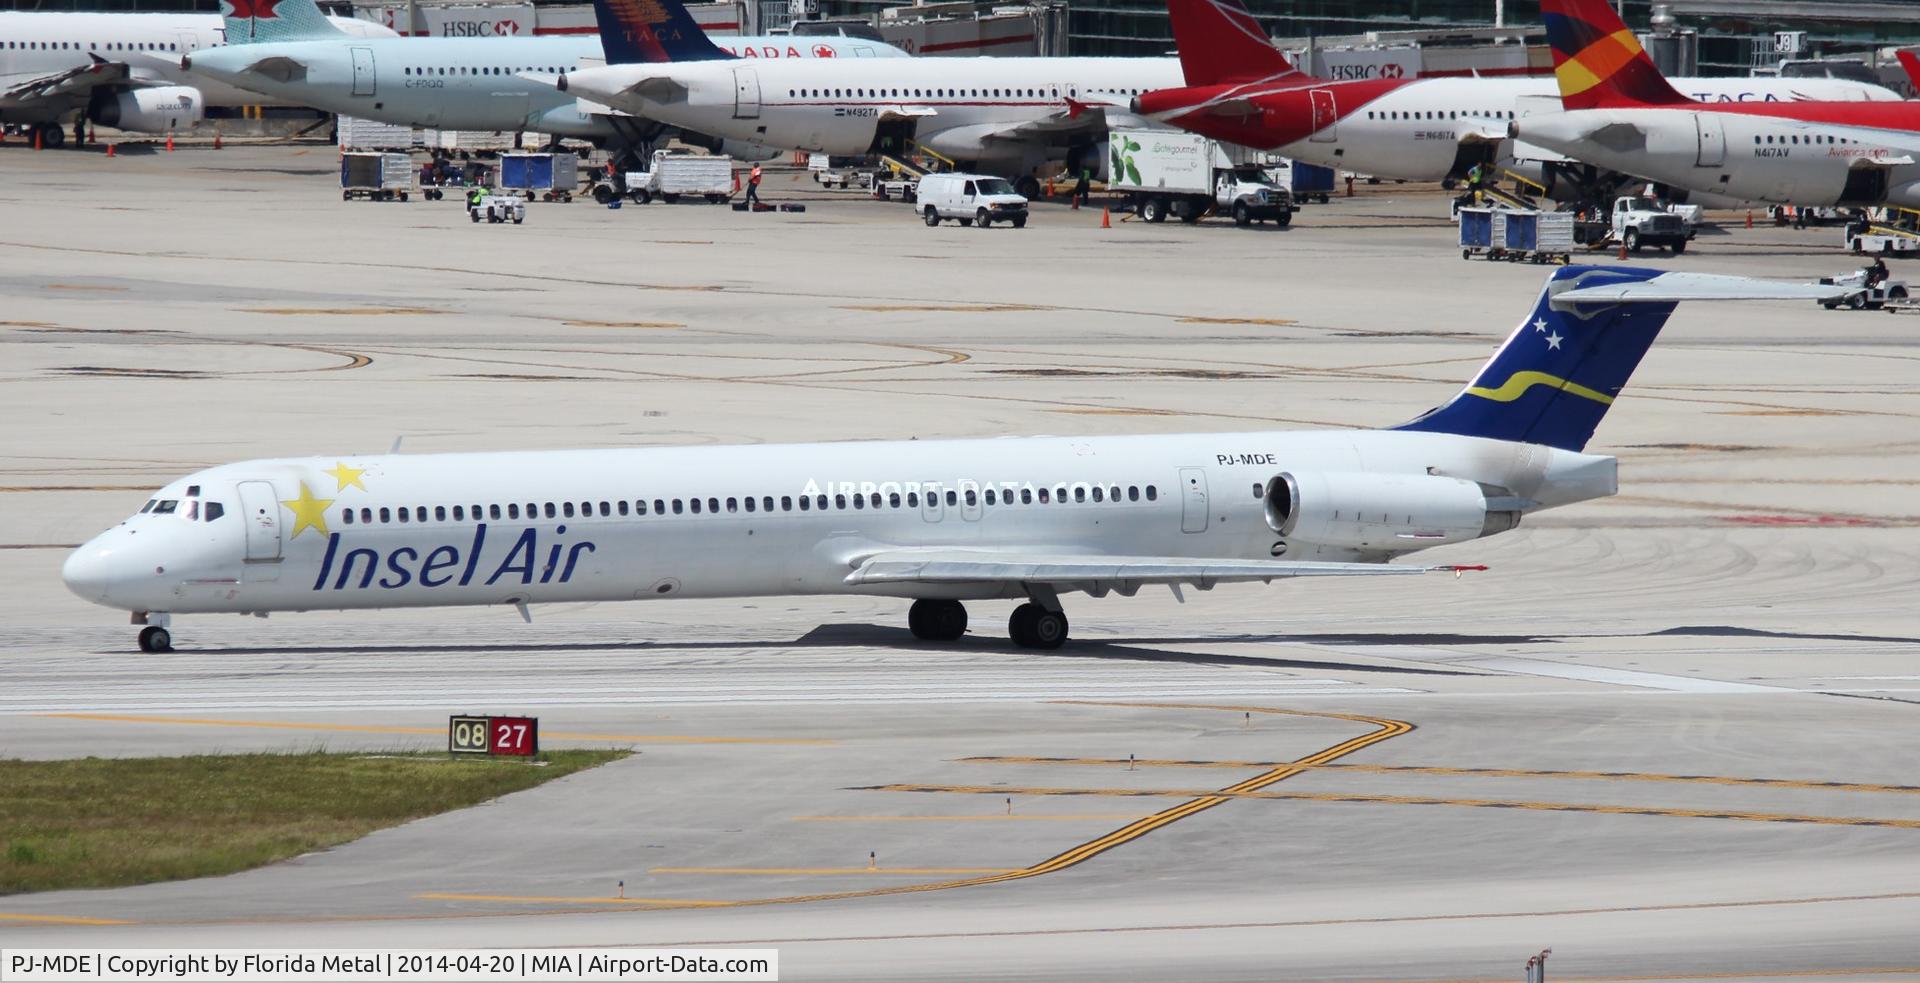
62 541 115 604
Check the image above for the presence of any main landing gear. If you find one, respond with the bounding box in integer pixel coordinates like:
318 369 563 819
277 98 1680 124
906 596 1071 649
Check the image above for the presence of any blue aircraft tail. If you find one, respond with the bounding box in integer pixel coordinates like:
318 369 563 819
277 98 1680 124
220 0 346 44
591 0 733 64
1392 266 1674 453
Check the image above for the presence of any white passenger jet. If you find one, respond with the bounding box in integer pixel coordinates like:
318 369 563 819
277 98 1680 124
64 268 1834 654
530 0 1174 194
181 0 901 150
1513 0 1920 208
0 8 391 148
1132 0 1898 202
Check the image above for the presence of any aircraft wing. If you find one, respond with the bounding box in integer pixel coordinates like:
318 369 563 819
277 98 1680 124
845 548 1478 592
0 61 129 108
524 70 688 106
982 101 1152 144
1555 272 1847 305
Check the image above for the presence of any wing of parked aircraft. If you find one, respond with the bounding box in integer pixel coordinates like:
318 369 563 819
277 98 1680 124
540 70 688 105
0 59 129 107
983 103 1152 145
845 548 1475 593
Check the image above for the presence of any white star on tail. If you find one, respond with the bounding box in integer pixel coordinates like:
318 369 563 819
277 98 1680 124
1545 331 1564 350
1533 318 1549 333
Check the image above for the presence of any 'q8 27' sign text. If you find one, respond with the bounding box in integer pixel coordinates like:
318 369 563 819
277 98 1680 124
449 715 539 756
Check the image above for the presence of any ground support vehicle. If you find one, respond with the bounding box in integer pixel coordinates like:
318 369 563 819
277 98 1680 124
466 194 526 225
1816 269 1909 310
340 152 412 202
611 150 735 204
1109 129 1295 227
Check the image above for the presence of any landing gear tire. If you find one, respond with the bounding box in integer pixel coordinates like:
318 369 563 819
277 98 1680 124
1008 603 1067 650
36 123 65 149
1014 175 1040 200
138 625 172 653
907 599 968 641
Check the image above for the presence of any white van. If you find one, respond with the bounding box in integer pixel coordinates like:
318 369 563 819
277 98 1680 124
916 172 1028 229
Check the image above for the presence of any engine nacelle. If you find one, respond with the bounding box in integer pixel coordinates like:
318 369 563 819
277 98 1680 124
1264 471 1520 552
90 86 204 133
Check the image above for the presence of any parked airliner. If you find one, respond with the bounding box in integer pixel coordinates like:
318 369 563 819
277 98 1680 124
530 0 1174 194
1 8 391 147
1514 0 1920 208
64 269 1833 654
183 0 902 146
1132 0 1897 197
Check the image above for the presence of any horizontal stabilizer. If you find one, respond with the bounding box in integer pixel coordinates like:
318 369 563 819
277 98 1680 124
1555 271 1848 305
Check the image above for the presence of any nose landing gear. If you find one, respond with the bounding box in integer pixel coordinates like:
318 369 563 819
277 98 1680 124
137 625 172 653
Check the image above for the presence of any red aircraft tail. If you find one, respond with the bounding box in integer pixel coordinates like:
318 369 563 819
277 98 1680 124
1539 0 1691 109
1896 49 1920 97
1166 0 1302 87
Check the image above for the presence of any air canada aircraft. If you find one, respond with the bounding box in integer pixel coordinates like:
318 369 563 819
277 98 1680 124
1513 0 1920 208
64 268 1834 654
180 0 899 147
0 8 392 148
1131 0 1897 195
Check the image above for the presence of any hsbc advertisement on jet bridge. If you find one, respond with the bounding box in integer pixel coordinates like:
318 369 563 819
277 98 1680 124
1305 47 1422 82
370 4 534 37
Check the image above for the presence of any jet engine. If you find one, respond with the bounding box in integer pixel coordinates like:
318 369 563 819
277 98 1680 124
1263 471 1520 552
678 130 782 161
89 86 204 133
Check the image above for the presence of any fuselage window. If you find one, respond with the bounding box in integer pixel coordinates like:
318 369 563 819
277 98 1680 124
562 502 575 518
379 507 392 523
1021 488 1033 504
489 504 501 519
762 496 774 512
654 499 665 514
889 492 902 508
1146 485 1158 501
1056 486 1068 502
342 508 355 525
618 501 629 516
1092 487 1104 503
984 489 997 506
907 491 920 508
816 494 829 510
945 490 958 507
452 506 464 521
691 498 703 514
1074 487 1087 503
397 507 410 524
964 489 977 506
852 494 864 510
727 497 739 512
835 494 847 510
1038 487 1050 503
707 497 719 514
204 502 224 522
1252 483 1264 498
435 506 447 521
782 495 793 511
507 504 519 519
744 497 756 512
538 502 552 519
361 508 373 524
673 499 685 514
416 507 427 522
798 495 810 511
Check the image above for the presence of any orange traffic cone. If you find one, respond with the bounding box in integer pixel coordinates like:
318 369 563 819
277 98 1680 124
1617 239 1628 260
87 127 95 144
106 142 115 158
213 129 223 150
1101 207 1111 229
34 129 42 151
1045 176 1055 198
165 133 174 152
1745 209 1753 229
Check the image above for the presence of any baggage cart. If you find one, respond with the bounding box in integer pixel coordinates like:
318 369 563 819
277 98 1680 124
1458 207 1495 259
499 152 578 202
340 151 413 202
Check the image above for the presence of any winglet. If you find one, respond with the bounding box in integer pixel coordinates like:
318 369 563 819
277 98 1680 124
590 0 733 64
1538 0 1689 109
1165 0 1303 86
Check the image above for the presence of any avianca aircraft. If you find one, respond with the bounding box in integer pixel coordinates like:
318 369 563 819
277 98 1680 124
528 0 1173 193
182 0 901 144
1514 0 1920 208
64 268 1833 654
1132 0 1897 188
0 9 391 148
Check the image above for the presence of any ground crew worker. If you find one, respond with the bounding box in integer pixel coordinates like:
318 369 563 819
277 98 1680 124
1073 166 1091 206
1866 255 1890 289
1466 162 1485 191
746 163 763 205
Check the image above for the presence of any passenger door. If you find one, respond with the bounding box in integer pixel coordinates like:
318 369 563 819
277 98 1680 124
1178 467 1209 533
350 46 376 97
1309 89 1338 142
733 67 761 119
1695 113 1726 167
235 480 283 570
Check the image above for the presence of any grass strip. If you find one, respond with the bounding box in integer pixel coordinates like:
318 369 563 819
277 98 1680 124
1 749 627 894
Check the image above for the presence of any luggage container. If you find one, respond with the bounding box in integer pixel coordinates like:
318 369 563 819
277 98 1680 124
1458 207 1495 258
1279 159 1335 204
1466 208 1572 264
499 152 578 202
340 151 413 202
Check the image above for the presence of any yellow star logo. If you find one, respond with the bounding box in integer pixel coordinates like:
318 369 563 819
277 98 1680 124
324 461 368 492
281 482 334 540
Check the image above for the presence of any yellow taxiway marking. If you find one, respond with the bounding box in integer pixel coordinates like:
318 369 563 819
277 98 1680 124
36 713 833 746
958 757 1920 794
415 893 730 908
650 867 1016 876
863 784 1920 830
416 704 1414 913
793 815 1148 822
0 913 132 926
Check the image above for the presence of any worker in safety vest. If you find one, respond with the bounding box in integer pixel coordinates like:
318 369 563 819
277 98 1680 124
746 163 763 205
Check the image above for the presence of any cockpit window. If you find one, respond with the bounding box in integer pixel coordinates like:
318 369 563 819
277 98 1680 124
204 502 225 522
186 500 199 521
152 500 179 514
140 500 156 513
186 484 201 497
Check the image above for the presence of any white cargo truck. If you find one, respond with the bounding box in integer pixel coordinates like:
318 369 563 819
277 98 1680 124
617 149 736 204
1108 129 1296 227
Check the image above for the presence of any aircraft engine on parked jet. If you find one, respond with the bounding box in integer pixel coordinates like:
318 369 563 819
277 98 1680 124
89 86 205 133
1263 471 1521 552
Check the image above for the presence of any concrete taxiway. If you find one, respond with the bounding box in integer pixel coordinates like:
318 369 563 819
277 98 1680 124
2 144 1919 981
